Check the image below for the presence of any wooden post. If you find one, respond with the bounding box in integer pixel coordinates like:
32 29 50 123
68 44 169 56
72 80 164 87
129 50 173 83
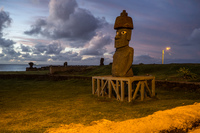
144 80 152 97
128 79 132 102
152 77 155 97
141 81 144 101
101 79 104 96
108 80 112 98
97 79 100 97
92 78 95 94
121 80 124 101
116 80 119 100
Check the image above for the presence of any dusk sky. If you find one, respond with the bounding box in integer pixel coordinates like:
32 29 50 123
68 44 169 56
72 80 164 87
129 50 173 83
0 0 200 65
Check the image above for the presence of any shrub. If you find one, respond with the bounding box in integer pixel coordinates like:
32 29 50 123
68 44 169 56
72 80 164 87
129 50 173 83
177 67 197 79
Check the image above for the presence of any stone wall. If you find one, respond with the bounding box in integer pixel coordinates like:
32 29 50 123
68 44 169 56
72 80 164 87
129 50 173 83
49 66 89 74
26 66 49 71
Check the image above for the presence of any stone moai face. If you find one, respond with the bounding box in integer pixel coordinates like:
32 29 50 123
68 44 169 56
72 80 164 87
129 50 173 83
115 28 132 48
114 10 133 48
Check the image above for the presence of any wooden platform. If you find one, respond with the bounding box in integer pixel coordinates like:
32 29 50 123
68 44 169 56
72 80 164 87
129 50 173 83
92 75 155 102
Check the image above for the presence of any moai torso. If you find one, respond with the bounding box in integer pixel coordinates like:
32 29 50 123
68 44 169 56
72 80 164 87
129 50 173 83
112 46 134 77
112 10 134 77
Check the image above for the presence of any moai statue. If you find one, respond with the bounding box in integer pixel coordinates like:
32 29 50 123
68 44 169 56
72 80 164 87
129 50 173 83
112 10 134 77
29 62 34 68
100 58 104 66
64 62 68 67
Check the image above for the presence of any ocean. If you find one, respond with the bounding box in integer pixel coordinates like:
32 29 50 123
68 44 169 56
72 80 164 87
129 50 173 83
0 64 49 71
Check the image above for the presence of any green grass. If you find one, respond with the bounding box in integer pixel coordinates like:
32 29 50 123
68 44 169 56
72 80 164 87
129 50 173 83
0 79 200 132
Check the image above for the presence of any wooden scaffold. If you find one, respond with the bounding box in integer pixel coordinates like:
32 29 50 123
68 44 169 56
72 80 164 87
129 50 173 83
92 75 155 102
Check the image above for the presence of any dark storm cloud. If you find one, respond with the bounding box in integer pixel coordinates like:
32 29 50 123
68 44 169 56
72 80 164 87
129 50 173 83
0 53 4 57
0 37 15 47
24 0 107 46
0 9 18 62
49 0 77 21
20 44 32 52
45 41 63 54
24 18 47 35
2 47 20 56
0 8 12 32
80 34 112 55
51 51 81 61
34 41 63 55
0 9 15 48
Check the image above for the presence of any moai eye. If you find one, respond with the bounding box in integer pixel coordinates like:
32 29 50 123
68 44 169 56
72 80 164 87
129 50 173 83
121 31 127 35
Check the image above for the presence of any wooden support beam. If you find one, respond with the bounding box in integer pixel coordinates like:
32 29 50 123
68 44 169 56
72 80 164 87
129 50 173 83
101 80 108 96
97 79 100 97
132 82 141 100
108 80 112 98
92 78 95 94
128 79 132 102
111 80 121 100
121 80 124 101
141 81 145 101
144 80 152 97
101 79 104 96
152 77 155 97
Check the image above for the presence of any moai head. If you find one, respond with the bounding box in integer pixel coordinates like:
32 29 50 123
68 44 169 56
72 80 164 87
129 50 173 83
114 10 134 48
100 58 104 66
64 62 68 67
29 62 34 68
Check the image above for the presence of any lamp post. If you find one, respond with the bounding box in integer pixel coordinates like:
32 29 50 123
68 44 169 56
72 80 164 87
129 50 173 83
162 50 164 64
162 47 171 64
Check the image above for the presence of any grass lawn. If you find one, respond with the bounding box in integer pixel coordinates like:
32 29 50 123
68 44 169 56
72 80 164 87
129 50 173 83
0 79 200 133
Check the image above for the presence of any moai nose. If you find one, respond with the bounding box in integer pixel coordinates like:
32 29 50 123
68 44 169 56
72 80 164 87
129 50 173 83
115 34 120 40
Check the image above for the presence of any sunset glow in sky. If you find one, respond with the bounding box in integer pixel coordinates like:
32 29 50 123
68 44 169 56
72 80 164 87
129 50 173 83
0 0 200 65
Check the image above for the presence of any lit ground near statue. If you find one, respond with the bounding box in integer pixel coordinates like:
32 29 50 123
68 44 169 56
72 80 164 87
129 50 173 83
45 103 200 133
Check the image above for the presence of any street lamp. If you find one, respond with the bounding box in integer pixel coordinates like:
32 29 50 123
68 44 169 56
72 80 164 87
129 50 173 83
162 47 171 64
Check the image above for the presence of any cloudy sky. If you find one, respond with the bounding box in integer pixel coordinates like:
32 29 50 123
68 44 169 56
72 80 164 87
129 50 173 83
0 0 200 65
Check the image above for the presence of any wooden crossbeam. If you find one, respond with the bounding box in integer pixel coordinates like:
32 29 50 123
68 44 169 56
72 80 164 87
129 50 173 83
100 80 108 96
110 80 121 100
121 80 124 101
144 80 152 97
132 81 141 100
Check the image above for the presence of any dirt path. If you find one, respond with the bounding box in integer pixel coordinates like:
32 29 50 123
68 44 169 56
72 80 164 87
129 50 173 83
45 102 200 133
